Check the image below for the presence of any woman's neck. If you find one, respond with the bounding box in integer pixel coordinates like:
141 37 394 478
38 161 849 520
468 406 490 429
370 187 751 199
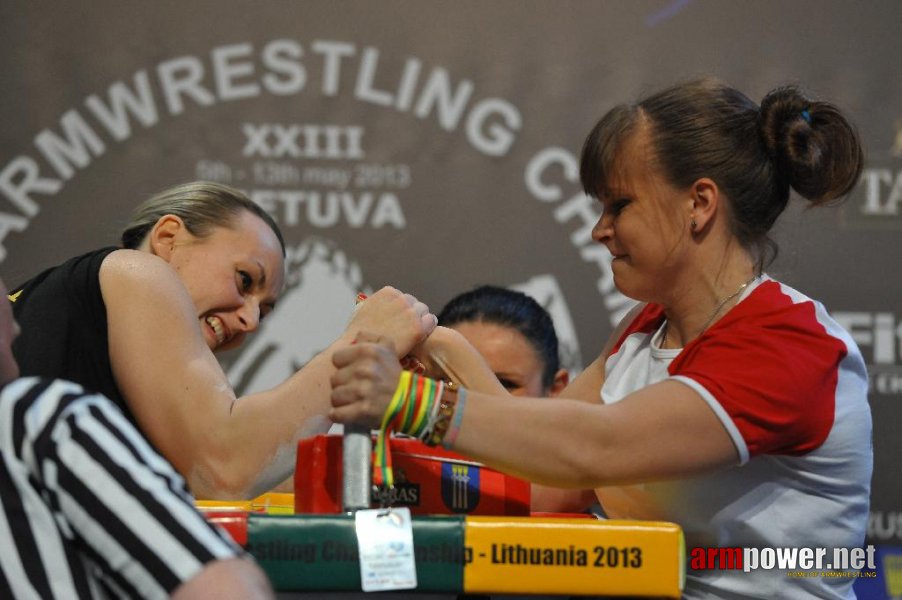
660 248 757 349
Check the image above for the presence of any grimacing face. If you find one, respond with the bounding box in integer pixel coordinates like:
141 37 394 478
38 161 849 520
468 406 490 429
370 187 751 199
164 211 285 352
591 123 693 305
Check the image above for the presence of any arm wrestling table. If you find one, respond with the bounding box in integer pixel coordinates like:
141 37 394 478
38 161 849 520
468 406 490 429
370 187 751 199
198 432 685 598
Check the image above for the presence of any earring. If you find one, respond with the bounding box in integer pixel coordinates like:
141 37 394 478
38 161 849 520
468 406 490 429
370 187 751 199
690 218 697 231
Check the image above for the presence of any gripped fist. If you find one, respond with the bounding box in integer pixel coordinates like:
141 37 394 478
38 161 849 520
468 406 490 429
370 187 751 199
330 332 403 428
346 286 437 358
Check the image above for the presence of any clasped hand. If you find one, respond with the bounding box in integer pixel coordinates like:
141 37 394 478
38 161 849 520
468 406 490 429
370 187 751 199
330 333 405 428
331 286 444 428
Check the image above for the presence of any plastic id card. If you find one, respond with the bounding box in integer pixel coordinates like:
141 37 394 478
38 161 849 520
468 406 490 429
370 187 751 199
354 507 417 592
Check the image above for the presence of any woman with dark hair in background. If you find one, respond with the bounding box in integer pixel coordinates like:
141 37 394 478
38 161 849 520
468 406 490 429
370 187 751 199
9 181 436 500
438 285 598 513
331 78 872 598
438 285 568 397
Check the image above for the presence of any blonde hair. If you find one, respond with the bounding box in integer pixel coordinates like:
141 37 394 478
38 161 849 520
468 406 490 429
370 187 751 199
120 181 285 255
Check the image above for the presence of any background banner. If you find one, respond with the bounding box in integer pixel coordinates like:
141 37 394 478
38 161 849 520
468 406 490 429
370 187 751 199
2 1 900 594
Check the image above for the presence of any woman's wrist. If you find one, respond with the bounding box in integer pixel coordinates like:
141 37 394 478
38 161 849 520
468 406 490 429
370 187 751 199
374 372 466 487
381 371 466 449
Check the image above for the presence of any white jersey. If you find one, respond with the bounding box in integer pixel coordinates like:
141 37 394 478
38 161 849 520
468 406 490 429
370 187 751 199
597 277 872 599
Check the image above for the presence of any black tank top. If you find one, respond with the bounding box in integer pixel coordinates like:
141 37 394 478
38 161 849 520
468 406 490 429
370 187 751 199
9 247 131 418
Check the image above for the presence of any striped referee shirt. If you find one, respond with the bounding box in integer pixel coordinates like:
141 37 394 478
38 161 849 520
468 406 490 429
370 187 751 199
0 377 242 598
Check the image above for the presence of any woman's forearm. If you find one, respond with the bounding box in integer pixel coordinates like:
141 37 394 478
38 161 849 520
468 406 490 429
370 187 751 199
200 337 349 499
167 286 435 499
415 327 507 394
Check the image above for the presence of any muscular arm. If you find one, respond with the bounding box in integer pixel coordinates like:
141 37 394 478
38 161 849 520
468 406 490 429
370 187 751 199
452 380 738 487
331 342 739 490
102 251 432 499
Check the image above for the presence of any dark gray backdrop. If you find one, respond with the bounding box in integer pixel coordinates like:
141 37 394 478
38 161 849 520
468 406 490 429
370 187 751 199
2 0 899 587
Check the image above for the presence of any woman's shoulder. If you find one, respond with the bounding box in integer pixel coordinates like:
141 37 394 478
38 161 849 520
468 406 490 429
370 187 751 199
727 278 833 333
99 248 182 298
101 247 173 278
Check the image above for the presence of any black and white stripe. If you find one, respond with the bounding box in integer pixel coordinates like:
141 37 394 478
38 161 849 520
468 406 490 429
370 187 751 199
0 377 241 599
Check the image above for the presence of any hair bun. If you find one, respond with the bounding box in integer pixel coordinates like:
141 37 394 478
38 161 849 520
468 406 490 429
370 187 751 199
758 85 863 205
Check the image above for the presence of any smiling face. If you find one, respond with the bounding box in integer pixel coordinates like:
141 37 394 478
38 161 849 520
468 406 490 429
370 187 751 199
451 320 548 397
164 210 285 352
590 120 692 303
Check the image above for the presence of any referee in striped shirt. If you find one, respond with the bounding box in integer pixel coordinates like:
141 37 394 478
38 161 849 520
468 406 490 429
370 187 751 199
0 277 273 599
